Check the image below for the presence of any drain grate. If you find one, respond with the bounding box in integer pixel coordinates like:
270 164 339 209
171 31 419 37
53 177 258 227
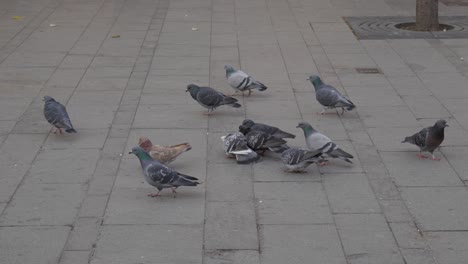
355 68 381 74
344 16 468 39
440 0 468 6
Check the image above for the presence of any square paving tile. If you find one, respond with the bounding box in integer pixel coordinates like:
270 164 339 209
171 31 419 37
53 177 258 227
401 187 468 231
91 225 202 264
426 231 468 264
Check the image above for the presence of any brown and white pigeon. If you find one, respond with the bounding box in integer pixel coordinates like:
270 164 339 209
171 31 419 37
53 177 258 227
402 119 448 161
138 136 191 165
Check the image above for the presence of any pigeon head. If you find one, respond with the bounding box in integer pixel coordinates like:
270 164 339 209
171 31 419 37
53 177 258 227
186 84 201 99
138 136 153 152
307 75 323 88
43 96 56 102
242 119 255 127
239 124 250 135
434 119 449 129
296 122 316 135
224 64 235 76
129 146 152 160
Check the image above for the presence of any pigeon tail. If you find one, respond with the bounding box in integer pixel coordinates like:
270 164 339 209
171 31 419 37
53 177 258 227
236 152 262 164
346 104 356 111
222 96 242 108
254 81 268 91
273 130 296 139
268 144 290 153
175 174 201 186
65 128 77 133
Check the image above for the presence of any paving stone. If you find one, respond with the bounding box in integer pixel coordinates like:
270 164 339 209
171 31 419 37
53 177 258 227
380 200 414 223
134 104 210 128
426 232 468 264
441 146 468 180
66 218 101 250
324 173 381 213
390 222 427 249
204 250 260 264
60 251 91 264
400 249 437 264
207 163 253 202
79 195 108 217
46 68 87 88
91 225 203 264
60 54 94 69
401 187 468 231
28 149 99 183
0 226 70 264
335 214 404 264
205 201 258 250
380 152 462 187
0 181 85 226
68 90 123 106
370 179 401 200
357 106 419 128
43 128 109 149
261 224 346 264
254 182 333 224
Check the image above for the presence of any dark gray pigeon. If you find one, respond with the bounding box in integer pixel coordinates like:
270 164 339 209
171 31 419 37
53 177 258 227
281 148 326 172
224 64 267 96
43 96 76 134
245 130 289 154
239 119 295 139
308 75 355 115
402 119 448 160
221 132 261 164
186 84 241 115
297 122 353 164
129 146 200 197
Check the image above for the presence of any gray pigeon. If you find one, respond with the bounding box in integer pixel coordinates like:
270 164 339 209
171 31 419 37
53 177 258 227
224 65 267 96
308 75 355 115
43 96 76 134
239 119 295 139
221 132 261 164
245 130 289 154
402 119 448 160
281 148 326 172
186 84 241 115
129 146 200 197
297 122 353 164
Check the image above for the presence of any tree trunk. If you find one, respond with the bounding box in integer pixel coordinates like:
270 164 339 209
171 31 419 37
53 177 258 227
415 0 440 31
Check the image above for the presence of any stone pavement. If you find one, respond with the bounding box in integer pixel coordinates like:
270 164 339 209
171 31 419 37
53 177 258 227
1 0 468 263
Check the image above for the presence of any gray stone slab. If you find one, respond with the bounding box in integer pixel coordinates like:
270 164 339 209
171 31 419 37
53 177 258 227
261 224 346 264
68 90 123 106
370 179 401 200
43 128 109 149
254 182 333 224
0 182 85 226
380 200 413 223
204 250 260 264
426 232 468 264
380 152 462 187
0 226 70 264
324 173 381 213
402 95 452 119
28 149 99 183
104 187 205 225
207 163 253 202
441 147 468 180
91 225 203 264
134 104 210 128
390 222 427 249
401 187 468 231
367 127 423 152
400 249 437 264
79 195 108 217
60 251 91 264
245 100 301 119
66 104 117 129
60 54 94 68
357 106 419 128
46 68 87 88
335 214 404 264
66 218 101 250
205 201 258 250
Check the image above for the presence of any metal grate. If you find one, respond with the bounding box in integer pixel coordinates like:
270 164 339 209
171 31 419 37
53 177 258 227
355 68 382 74
440 0 468 6
344 16 468 39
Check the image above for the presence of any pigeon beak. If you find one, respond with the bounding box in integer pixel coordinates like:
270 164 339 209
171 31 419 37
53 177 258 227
128 151 133 154
296 125 300 128
445 124 449 127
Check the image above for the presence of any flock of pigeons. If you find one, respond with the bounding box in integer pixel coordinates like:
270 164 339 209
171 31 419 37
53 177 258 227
42 65 449 197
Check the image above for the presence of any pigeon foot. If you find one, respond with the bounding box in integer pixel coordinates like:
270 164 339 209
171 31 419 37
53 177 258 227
431 155 441 161
148 192 161 197
318 161 329 166
416 154 428 159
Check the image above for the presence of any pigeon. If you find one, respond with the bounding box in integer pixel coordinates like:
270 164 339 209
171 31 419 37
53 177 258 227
281 148 326 172
43 96 77 134
297 122 353 164
239 119 295 139
221 132 261 164
308 75 356 115
138 136 191 165
401 119 448 161
129 146 200 197
224 64 267 96
245 130 289 154
186 84 241 115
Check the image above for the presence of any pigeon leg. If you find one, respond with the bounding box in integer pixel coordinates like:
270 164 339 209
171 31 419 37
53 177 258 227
431 154 441 161
171 187 177 198
148 191 161 197
230 90 238 96
341 107 345 115
416 153 428 159
318 160 329 166
52 127 58 134
248 90 252 96
203 110 212 116
59 128 64 135
319 108 327 115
